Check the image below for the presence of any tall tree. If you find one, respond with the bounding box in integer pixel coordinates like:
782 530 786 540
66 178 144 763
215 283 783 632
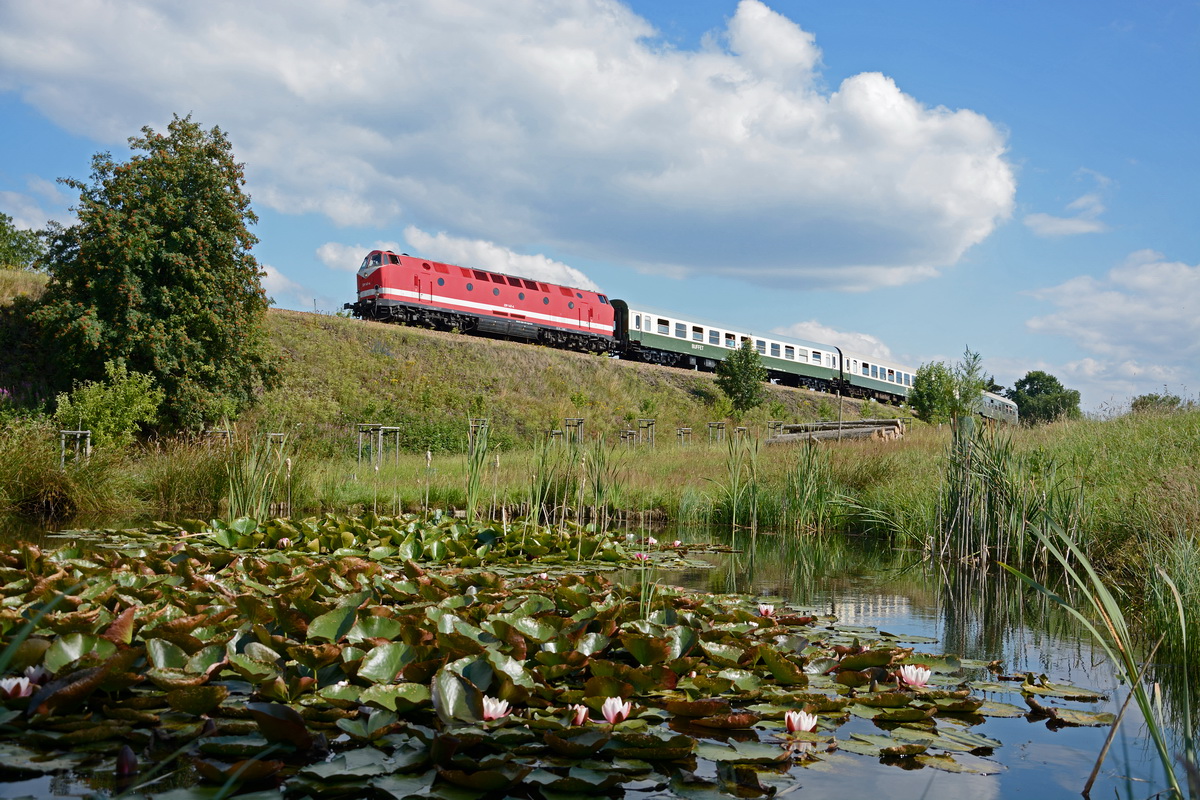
715 339 767 418
34 115 276 430
1006 371 1081 424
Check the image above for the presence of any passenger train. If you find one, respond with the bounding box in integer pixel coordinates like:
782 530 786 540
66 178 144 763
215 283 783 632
345 249 1018 423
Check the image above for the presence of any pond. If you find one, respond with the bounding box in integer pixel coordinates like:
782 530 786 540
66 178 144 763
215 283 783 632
0 516 1187 800
657 526 1180 799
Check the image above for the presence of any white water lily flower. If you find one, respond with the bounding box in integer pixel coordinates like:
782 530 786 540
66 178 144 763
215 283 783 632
757 604 775 618
481 695 511 721
0 676 33 699
569 703 589 726
897 664 932 688
646 537 657 546
785 710 818 733
601 696 632 724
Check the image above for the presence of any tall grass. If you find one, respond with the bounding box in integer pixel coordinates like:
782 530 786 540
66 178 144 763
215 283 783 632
1005 524 1194 798
584 437 624 530
465 421 489 522
709 435 761 532
226 431 288 520
936 420 1085 568
781 441 838 534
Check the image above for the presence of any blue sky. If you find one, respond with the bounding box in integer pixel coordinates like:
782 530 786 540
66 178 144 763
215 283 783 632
1 1 1197 410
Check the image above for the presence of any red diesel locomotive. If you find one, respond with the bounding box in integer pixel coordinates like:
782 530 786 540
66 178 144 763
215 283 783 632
346 250 616 353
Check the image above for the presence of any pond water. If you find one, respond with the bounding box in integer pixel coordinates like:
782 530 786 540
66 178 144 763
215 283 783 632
0 518 1187 800
655 526 1180 800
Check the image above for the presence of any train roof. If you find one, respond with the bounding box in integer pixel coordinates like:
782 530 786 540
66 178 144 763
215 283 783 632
369 249 606 298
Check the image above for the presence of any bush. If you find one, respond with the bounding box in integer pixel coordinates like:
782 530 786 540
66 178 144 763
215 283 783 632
53 360 164 449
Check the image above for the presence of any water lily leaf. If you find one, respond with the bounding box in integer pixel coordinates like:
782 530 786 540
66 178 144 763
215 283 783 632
1045 707 1116 727
307 605 357 643
544 728 612 757
975 700 1026 718
693 741 789 765
187 645 227 675
361 683 432 713
147 638 190 671
487 650 536 690
432 665 479 725
192 756 284 783
875 706 936 723
853 692 912 708
301 747 393 779
227 653 277 682
348 615 405 643
664 698 731 717
370 771 437 799
689 711 761 729
893 727 1002 753
575 633 610 656
247 702 313 750
167 685 228 715
837 649 896 671
198 735 273 759
758 646 808 686
436 763 534 791
620 633 671 666
901 653 962 674
915 753 1006 774
43 633 117 674
526 766 625 792
583 675 632 699
1020 677 1106 701
701 641 744 667
930 697 984 714
358 642 415 684
664 626 698 660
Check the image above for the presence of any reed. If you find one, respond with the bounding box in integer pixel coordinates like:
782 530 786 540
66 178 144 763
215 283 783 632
465 420 490 522
1004 523 1191 798
584 436 624 530
226 430 287 521
781 441 837 534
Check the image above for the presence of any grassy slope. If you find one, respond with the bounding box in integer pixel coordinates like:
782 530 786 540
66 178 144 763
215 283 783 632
255 309 879 449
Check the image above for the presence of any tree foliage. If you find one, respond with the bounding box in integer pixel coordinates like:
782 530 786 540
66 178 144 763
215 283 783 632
0 213 44 271
33 115 276 431
1006 370 1081 424
908 347 986 424
715 339 767 417
1130 392 1185 414
53 360 164 449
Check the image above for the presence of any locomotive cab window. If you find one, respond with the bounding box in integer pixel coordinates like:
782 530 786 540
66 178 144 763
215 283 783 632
598 295 609 304
389 254 401 264
368 253 382 267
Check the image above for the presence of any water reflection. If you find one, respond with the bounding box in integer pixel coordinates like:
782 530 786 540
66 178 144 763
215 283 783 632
663 526 1180 798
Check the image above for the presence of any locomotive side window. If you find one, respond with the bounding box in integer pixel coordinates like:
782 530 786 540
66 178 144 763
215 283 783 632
568 301 575 309
692 326 703 342
437 278 445 286
675 323 686 338
576 292 583 299
543 297 550 305
708 330 719 345
518 292 525 300
658 319 669 335
493 288 501 296
598 295 609 304
466 283 474 291
389 254 400 264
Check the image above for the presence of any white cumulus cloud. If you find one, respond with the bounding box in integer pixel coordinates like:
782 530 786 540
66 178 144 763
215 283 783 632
0 0 1016 290
1024 250 1200 399
402 227 599 290
771 320 894 361
262 264 337 312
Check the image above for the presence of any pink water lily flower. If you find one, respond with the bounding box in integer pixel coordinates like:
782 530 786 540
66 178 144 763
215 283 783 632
631 552 650 563
785 710 818 733
601 697 632 724
0 677 34 700
757 604 776 618
671 540 683 548
569 703 589 726
481 696 511 721
897 664 932 688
